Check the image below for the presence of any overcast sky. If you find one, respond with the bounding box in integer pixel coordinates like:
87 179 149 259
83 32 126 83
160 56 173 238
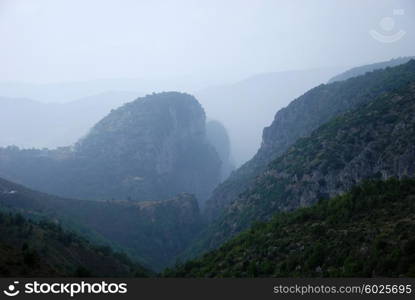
1 0 414 86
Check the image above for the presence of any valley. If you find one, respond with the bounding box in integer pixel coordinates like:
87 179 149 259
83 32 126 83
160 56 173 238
1 58 414 277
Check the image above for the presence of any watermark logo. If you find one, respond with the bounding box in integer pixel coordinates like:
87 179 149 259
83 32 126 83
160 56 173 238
370 9 406 43
3 281 20 297
2 281 127 298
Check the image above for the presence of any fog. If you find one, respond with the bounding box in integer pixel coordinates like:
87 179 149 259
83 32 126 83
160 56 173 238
0 0 414 165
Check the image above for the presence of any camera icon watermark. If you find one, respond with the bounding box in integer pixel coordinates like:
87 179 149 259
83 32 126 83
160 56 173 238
3 281 20 297
369 9 406 43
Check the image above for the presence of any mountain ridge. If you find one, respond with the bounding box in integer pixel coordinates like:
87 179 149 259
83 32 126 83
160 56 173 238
188 60 415 259
328 56 415 83
205 59 415 222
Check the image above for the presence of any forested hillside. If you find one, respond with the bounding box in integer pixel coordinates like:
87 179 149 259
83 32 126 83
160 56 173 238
165 179 415 277
0 210 150 277
205 60 415 222
328 56 414 83
0 177 203 271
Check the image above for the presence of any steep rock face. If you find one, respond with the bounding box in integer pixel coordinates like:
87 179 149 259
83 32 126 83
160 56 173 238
195 68 340 165
187 61 415 257
0 92 221 204
204 59 415 221
73 91 221 203
228 85 415 226
0 177 204 271
206 120 234 181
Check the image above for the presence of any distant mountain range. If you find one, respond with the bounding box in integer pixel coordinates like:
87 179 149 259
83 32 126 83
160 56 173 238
0 91 139 149
0 68 340 165
1 60 409 165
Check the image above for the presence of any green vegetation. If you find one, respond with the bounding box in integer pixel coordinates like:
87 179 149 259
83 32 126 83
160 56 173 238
0 177 204 271
2 61 415 277
164 179 415 277
0 210 150 277
328 56 414 83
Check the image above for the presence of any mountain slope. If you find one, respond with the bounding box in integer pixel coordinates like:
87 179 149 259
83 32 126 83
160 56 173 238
164 179 415 277
206 120 234 181
205 59 415 222
0 177 203 271
328 56 415 83
195 68 340 165
188 60 415 257
0 210 150 277
0 92 222 205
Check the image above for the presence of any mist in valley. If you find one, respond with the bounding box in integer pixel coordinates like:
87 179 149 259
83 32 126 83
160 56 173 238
0 0 415 277
1 0 414 165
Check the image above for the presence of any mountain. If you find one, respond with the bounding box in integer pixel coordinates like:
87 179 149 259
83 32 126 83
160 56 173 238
328 57 415 83
195 68 341 165
205 59 415 223
0 79 147 103
0 91 138 149
0 92 222 205
0 77 213 104
0 69 339 162
0 210 150 277
188 60 415 258
164 179 415 277
0 177 203 271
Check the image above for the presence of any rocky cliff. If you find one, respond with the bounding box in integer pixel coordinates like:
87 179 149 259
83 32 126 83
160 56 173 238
204 59 415 221
206 120 234 181
187 60 415 258
0 92 221 205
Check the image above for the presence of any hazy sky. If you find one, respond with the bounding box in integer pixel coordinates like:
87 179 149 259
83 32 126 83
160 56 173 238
1 0 414 86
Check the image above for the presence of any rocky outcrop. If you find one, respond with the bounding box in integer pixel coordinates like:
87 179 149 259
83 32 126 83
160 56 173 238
0 92 221 205
206 120 234 181
195 68 340 165
204 59 415 221
186 60 415 258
